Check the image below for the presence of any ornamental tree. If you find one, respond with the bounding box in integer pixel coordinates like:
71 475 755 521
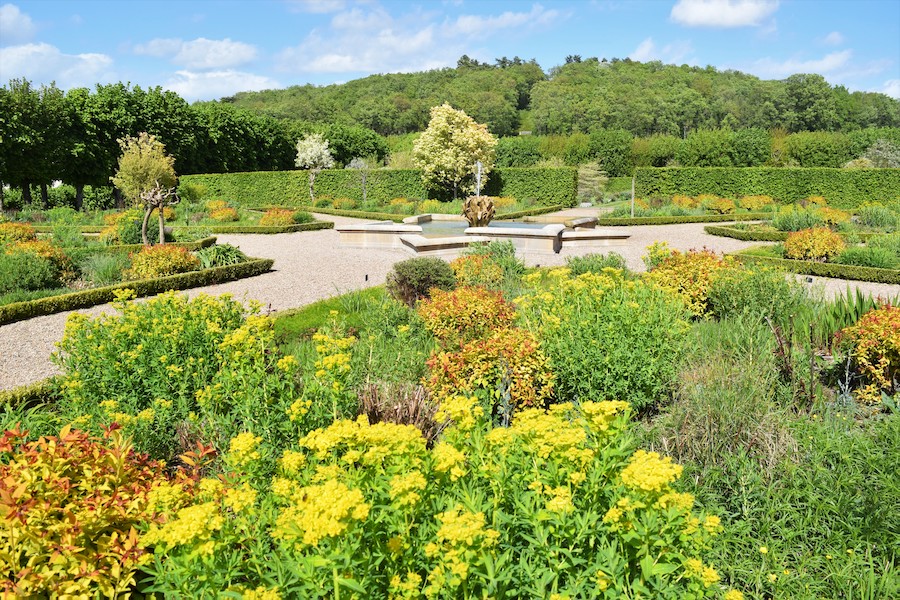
295 133 335 203
413 104 497 200
110 132 177 245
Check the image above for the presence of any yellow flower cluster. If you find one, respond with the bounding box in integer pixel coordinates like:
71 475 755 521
655 491 695 513
273 479 370 547
227 432 262 469
579 400 630 434
224 484 258 513
424 505 500 597
489 407 592 467
240 586 281 600
620 450 683 493
389 572 423 600
684 557 721 587
142 502 224 550
280 450 306 475
545 486 574 513
434 395 484 431
147 481 186 513
300 415 426 468
389 471 427 508
286 397 312 421
432 442 466 481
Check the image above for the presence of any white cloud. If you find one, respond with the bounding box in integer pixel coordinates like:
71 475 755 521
753 49 853 77
278 3 563 74
163 70 280 101
0 42 113 88
134 37 258 69
628 37 695 64
286 0 346 13
629 38 656 62
0 3 36 43
450 4 560 37
820 31 845 46
882 79 900 98
671 0 779 28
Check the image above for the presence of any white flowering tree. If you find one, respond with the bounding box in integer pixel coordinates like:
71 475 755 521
295 133 335 203
413 104 497 200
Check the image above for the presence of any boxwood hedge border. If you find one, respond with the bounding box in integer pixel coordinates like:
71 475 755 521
0 377 62 408
282 204 570 223
732 251 900 284
0 257 274 326
32 222 333 235
705 226 880 242
596 213 770 226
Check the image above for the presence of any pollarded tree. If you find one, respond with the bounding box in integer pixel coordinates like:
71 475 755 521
412 104 498 200
110 132 177 245
295 133 334 203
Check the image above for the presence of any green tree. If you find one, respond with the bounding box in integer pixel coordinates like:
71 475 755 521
110 132 177 245
412 104 498 200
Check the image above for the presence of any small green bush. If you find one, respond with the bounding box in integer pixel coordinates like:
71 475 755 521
707 266 807 327
772 207 824 232
0 252 60 294
194 244 248 268
565 252 628 275
126 245 201 279
385 257 456 307
80 253 130 287
834 246 899 269
868 233 900 258
857 204 898 229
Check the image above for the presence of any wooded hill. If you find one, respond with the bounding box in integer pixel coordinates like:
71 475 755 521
225 56 900 137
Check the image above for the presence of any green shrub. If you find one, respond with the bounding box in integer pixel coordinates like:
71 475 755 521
520 268 690 411
857 204 898 229
834 246 899 269
51 224 86 247
784 228 846 261
868 232 900 258
292 210 314 224
460 240 525 288
115 211 143 245
772 207 824 232
385 257 456 307
0 252 60 294
0 222 37 245
707 266 807 326
80 253 130 286
194 243 248 268
565 252 628 275
588 129 633 177
631 134 680 167
126 245 201 279
52 292 306 462
784 131 854 167
676 129 735 167
495 136 543 167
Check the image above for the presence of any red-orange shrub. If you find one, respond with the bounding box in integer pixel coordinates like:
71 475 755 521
417 285 516 347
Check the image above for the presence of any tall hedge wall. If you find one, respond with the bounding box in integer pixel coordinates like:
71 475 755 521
634 167 900 209
181 167 577 208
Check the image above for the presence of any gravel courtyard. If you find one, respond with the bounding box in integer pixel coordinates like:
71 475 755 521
1 213 897 391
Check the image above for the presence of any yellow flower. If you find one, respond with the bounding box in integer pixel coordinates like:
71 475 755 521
703 514 722 534
432 442 466 481
759 546 768 555
141 502 224 549
241 586 281 600
768 573 778 583
227 432 262 468
619 449 683 493
273 479 370 547
389 471 427 508
724 591 745 600
545 486 574 513
224 484 258 513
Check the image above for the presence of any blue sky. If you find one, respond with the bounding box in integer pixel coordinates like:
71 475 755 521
1 0 898 101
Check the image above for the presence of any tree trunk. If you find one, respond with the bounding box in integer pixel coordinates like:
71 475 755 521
141 206 153 245
158 205 166 245
114 188 125 210
309 170 317 204
40 183 49 209
74 184 84 211
361 171 367 205
0 182 4 212
453 181 458 201
22 182 32 206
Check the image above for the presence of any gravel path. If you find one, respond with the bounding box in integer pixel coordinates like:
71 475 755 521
1 213 897 391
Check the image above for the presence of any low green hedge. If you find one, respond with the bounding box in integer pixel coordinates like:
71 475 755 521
33 225 104 233
496 205 569 219
705 226 879 242
171 222 333 234
0 258 274 326
596 213 770 226
302 207 408 222
61 236 217 253
0 377 61 408
733 252 900 284
634 167 900 209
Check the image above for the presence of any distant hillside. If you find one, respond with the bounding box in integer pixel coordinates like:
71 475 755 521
225 56 900 137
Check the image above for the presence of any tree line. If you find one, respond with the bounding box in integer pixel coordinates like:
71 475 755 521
0 80 388 209
228 57 899 137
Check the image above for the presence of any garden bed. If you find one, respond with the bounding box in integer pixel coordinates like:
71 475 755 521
733 247 900 284
597 213 770 226
0 257 274 325
706 225 881 242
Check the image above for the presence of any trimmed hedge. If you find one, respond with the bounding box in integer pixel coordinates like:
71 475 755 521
181 167 578 208
171 222 333 234
733 251 900 284
0 377 61 408
62 236 217 253
496 205 569 219
596 213 770 226
634 167 900 209
300 207 408 223
0 258 274 326
705 226 879 242
33 225 104 233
